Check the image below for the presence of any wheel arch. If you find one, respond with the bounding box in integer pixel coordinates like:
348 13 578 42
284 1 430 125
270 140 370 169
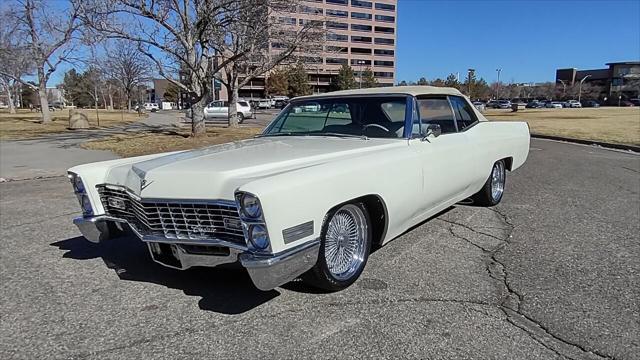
323 194 389 248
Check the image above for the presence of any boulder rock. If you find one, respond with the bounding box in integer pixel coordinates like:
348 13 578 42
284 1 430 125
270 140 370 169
68 110 90 129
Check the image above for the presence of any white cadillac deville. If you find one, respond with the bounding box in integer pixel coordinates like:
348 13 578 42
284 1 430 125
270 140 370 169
68 86 530 291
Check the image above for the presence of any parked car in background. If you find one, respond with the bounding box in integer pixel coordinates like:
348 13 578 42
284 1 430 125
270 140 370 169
67 86 530 292
581 100 600 108
144 103 159 111
525 100 544 109
486 100 498 109
629 98 640 106
274 99 289 109
566 100 582 108
204 100 253 122
496 100 512 109
257 99 271 109
472 101 486 112
546 101 563 109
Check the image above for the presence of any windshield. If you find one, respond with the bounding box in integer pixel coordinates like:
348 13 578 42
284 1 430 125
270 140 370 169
263 96 408 139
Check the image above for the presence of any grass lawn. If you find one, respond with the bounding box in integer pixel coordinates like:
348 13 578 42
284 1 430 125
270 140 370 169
485 107 640 146
81 127 261 157
0 109 145 140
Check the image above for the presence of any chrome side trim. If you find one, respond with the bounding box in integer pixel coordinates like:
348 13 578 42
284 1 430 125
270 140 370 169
282 221 314 244
240 239 320 291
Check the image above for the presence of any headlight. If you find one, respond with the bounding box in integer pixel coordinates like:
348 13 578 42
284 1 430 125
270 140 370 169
249 224 269 249
240 193 261 218
80 194 93 215
74 176 85 193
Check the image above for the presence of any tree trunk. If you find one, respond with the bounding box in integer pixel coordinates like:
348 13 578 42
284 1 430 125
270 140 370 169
37 68 51 123
191 97 207 137
6 84 16 114
228 77 240 128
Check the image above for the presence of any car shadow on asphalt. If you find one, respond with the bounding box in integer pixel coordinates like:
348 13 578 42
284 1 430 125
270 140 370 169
50 235 280 315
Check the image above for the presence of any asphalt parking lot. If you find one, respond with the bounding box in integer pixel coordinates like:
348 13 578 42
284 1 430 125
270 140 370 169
0 139 638 359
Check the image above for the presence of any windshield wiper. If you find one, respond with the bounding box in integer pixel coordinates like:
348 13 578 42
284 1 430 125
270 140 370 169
312 132 369 140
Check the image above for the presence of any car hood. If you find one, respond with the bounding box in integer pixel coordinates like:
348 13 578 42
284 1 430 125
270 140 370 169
104 136 405 200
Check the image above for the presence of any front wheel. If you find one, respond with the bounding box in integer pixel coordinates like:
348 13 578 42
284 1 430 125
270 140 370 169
471 160 506 206
237 113 245 124
302 203 372 291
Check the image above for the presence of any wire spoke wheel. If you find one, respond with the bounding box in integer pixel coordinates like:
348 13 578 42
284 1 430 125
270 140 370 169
323 204 368 281
490 161 505 202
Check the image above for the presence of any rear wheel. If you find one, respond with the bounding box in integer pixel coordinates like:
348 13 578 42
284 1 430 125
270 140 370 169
303 203 371 291
471 160 506 206
237 112 245 124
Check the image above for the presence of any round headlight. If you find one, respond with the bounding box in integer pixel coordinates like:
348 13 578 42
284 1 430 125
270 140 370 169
74 176 85 193
249 224 269 249
81 194 93 215
241 193 261 218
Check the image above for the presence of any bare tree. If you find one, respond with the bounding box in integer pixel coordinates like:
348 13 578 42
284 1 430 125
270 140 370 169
0 0 81 122
0 9 34 113
82 0 245 136
213 1 324 127
102 41 149 111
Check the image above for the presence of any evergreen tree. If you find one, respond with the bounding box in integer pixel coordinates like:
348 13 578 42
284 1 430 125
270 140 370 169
430 78 446 87
266 68 289 96
286 62 311 97
445 73 460 89
360 67 377 88
417 77 429 85
336 64 357 90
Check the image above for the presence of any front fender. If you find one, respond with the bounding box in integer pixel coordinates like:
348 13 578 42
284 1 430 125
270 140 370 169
237 144 420 253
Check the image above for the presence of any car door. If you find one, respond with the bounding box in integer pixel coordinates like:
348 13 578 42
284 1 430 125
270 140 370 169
410 96 473 212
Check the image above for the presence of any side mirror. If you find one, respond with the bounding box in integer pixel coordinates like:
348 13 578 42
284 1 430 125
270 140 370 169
422 124 441 140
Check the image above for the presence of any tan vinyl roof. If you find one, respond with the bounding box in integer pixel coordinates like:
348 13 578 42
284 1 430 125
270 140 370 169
296 86 464 100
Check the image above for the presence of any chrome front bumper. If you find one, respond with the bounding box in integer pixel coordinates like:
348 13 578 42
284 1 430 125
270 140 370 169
73 215 320 291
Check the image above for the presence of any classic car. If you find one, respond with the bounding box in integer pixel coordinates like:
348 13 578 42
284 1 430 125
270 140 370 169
68 86 530 292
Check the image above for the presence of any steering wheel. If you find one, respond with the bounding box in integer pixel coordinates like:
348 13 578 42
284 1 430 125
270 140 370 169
363 124 390 132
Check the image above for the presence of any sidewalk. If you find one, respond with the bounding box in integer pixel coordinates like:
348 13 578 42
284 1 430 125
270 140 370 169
0 112 184 181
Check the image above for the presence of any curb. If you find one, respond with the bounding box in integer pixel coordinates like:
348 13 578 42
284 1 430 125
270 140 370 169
531 134 640 153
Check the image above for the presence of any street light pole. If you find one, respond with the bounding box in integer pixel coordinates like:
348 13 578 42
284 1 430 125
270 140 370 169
578 75 592 103
357 60 365 89
496 68 502 99
467 68 475 98
558 79 566 99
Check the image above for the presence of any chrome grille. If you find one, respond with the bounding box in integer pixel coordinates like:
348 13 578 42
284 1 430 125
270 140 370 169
97 185 245 245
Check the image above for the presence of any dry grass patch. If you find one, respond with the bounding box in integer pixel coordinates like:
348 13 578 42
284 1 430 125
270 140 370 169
0 109 145 140
485 107 640 146
81 127 262 157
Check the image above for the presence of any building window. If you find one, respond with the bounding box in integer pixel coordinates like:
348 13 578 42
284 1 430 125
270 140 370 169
374 71 394 78
277 17 296 25
327 21 349 30
327 33 349 42
374 37 394 45
351 0 372 8
326 58 348 65
375 14 395 22
351 12 373 20
327 45 349 53
374 60 394 67
300 5 323 14
374 49 394 56
271 42 286 49
351 35 372 43
374 26 394 34
299 19 323 26
351 47 373 55
302 56 323 64
351 59 372 66
351 24 372 32
375 3 396 11
326 0 348 5
326 9 348 17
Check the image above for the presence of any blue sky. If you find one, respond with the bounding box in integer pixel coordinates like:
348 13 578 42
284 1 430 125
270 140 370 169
396 0 640 84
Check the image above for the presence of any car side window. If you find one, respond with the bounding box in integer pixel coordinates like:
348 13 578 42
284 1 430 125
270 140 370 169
416 97 457 134
449 96 478 130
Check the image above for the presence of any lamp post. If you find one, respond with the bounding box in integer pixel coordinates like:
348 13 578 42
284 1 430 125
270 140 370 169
558 79 566 99
496 68 502 99
357 60 366 89
578 75 591 103
467 68 475 98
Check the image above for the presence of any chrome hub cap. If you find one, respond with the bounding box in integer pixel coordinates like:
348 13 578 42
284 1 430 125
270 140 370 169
491 162 505 201
324 204 367 281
